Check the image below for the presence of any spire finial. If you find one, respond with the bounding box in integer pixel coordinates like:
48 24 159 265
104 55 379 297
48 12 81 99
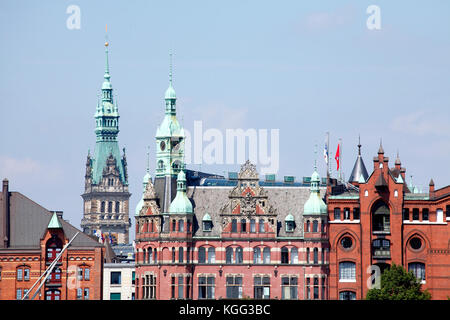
378 138 384 154
314 144 318 170
169 50 173 85
146 146 150 173
358 134 361 155
104 25 110 80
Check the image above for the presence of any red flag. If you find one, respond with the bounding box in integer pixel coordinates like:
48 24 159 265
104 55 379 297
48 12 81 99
335 143 340 171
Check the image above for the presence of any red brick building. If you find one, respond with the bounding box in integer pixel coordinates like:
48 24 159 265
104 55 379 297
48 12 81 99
0 179 105 300
135 161 329 300
327 143 450 300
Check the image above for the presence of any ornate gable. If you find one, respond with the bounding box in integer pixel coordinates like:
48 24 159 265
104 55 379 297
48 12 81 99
220 160 276 217
140 178 161 216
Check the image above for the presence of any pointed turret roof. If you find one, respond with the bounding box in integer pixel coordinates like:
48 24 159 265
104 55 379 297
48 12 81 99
169 166 193 214
47 212 62 229
348 137 369 183
303 159 326 215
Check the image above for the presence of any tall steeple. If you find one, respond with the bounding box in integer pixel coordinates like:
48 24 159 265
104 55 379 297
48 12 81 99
348 136 369 184
155 52 185 179
81 31 131 245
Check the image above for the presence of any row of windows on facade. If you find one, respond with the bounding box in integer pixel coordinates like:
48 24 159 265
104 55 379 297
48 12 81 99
0 265 91 283
139 217 327 234
333 205 450 222
402 206 450 221
16 288 91 300
99 201 121 214
139 246 328 265
139 274 326 300
338 261 426 281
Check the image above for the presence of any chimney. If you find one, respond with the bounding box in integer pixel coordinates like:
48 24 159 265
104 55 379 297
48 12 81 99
429 179 435 198
1 179 10 248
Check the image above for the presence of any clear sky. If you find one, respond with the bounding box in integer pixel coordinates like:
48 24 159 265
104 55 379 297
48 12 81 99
1 1 450 240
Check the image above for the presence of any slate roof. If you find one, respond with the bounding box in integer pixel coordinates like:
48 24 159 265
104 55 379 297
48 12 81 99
7 192 103 249
186 185 326 238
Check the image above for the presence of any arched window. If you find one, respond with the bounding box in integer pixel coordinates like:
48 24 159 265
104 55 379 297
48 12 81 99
306 220 310 232
198 247 206 263
312 220 318 233
250 219 256 232
313 248 318 264
372 201 390 232
179 247 184 263
148 248 153 263
253 247 262 264
172 247 176 263
408 262 426 281
157 160 164 169
290 247 298 264
241 219 247 232
225 247 233 264
46 235 62 263
231 219 237 233
281 247 289 264
108 201 113 213
153 249 157 264
263 247 271 264
100 201 105 213
115 202 120 213
207 247 216 263
236 247 243 263
306 248 310 264
178 220 184 232
172 220 176 232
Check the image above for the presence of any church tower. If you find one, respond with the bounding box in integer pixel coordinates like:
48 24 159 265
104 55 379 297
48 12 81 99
81 37 131 244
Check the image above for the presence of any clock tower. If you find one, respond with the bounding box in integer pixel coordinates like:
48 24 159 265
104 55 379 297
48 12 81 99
154 54 186 212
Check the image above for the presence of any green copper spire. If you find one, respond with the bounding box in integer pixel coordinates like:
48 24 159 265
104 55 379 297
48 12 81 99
90 35 126 185
169 165 193 214
155 52 185 178
304 149 326 215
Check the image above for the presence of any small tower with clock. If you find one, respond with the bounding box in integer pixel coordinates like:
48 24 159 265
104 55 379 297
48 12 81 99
154 54 186 213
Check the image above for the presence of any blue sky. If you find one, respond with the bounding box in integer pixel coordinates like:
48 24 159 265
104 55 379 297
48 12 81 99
1 1 450 237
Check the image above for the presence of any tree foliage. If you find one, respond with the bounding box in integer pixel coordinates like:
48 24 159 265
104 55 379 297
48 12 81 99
366 263 431 300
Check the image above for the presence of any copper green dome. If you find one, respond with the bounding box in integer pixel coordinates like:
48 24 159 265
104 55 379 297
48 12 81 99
169 168 193 214
303 167 326 215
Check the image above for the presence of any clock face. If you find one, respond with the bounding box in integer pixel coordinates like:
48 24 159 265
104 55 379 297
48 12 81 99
160 141 166 151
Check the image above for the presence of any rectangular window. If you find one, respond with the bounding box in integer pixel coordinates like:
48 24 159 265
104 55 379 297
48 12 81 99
226 276 242 299
306 278 310 300
178 276 184 299
254 276 270 299
23 268 30 281
16 289 22 300
250 219 256 232
334 208 341 220
353 208 360 220
77 267 83 281
446 205 450 219
281 276 298 300
198 276 215 299
110 292 121 300
84 288 89 300
339 262 356 281
231 219 237 233
115 201 120 213
132 272 135 285
179 247 184 263
77 288 82 300
171 276 176 299
422 209 429 221
259 219 265 233
403 208 410 221
17 268 23 281
412 208 420 221
110 271 121 285
178 220 184 232
313 278 319 300
343 208 350 220
84 268 90 281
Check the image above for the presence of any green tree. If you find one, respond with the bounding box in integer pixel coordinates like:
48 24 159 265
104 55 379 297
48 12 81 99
366 263 431 300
